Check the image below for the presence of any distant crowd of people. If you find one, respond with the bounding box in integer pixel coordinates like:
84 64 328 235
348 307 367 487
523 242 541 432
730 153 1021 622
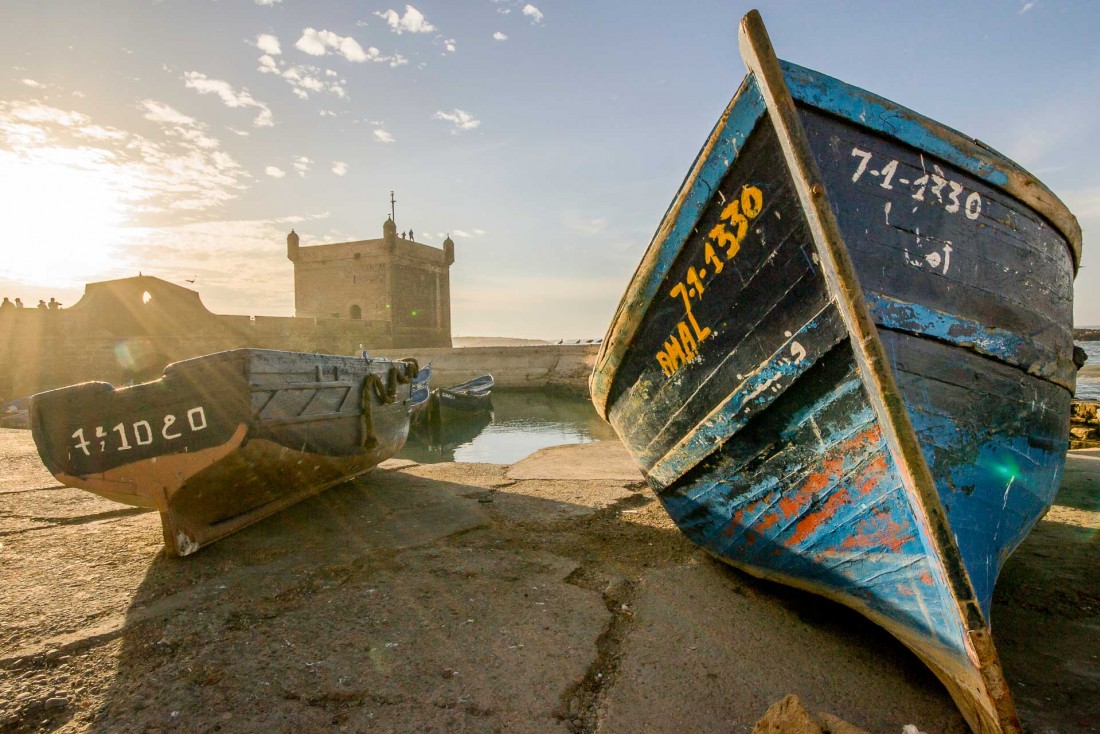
0 297 63 311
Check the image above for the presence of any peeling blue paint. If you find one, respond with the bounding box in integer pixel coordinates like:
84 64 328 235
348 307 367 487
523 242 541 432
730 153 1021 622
782 62 1011 189
647 307 837 487
866 291 1076 390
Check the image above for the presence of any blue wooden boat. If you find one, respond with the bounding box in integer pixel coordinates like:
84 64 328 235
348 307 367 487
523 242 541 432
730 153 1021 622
590 12 1081 734
409 363 433 428
30 349 420 556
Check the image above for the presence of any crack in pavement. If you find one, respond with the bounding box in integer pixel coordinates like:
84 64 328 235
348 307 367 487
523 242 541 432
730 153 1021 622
559 567 638 734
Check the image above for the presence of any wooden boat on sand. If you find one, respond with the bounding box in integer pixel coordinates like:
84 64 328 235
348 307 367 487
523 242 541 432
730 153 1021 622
590 12 1081 734
30 349 420 556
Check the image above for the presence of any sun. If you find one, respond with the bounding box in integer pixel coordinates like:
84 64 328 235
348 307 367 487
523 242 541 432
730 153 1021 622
0 149 128 286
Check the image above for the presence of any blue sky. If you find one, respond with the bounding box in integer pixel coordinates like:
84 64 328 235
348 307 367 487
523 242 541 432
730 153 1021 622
1 0 1097 337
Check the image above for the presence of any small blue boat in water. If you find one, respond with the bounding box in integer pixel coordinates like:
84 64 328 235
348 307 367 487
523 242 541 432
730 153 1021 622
591 11 1081 734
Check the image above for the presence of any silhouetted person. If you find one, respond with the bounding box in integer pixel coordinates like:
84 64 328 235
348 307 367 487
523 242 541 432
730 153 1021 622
0 298 12 310
37 300 47 310
14 298 22 309
48 297 60 310
409 229 414 241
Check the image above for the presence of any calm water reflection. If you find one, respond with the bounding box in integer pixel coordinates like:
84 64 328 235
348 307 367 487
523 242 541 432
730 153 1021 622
1076 342 1100 400
397 389 618 464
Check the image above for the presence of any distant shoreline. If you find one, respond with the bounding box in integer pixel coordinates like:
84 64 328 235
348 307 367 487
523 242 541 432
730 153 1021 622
1075 329 1100 342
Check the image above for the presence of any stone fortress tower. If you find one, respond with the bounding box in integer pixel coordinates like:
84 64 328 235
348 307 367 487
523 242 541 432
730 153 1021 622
286 209 454 348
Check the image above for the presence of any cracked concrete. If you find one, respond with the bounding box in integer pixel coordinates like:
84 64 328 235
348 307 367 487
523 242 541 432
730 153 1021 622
0 428 1097 733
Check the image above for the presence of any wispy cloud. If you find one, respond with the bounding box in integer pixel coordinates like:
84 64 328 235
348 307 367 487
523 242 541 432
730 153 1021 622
293 156 310 176
331 160 349 175
523 4 544 23
183 71 273 127
1018 1 1037 14
374 6 437 34
21 78 44 89
493 32 508 41
265 166 286 178
258 54 347 100
373 129 395 143
295 28 407 67
433 108 480 132
255 33 281 55
141 100 194 126
255 0 281 5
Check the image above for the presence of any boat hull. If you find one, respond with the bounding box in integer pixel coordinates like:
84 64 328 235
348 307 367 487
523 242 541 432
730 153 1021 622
30 349 419 555
591 13 1079 734
433 374 494 424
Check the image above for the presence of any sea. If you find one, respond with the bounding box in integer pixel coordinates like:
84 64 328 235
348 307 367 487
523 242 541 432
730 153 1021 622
1075 340 1100 400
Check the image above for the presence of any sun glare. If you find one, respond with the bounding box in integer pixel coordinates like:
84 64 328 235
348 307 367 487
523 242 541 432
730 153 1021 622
0 150 128 286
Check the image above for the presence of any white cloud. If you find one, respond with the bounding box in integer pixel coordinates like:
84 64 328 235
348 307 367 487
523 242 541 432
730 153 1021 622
183 71 273 127
374 129 395 143
433 108 480 132
1018 1 1036 14
493 32 508 41
442 38 456 53
295 28 407 66
141 100 194 126
265 166 286 178
255 0 282 5
293 156 311 176
523 4 544 23
331 160 348 176
374 5 437 34
255 33 281 55
22 78 43 88
258 53 349 101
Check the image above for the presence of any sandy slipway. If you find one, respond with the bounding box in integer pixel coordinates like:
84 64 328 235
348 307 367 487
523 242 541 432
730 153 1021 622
0 429 1096 734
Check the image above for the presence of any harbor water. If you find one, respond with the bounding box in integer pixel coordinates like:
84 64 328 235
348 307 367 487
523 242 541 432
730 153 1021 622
1075 341 1100 400
397 389 617 465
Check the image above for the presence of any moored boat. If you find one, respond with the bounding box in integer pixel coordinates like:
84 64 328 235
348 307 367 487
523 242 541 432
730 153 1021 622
409 363 433 429
30 348 420 556
433 374 494 424
590 11 1081 734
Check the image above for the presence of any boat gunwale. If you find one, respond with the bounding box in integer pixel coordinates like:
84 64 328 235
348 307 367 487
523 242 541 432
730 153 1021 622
781 60 1081 269
590 33 1081 421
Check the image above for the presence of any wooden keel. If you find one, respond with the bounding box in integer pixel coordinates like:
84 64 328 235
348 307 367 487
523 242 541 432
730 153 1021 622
734 12 1016 732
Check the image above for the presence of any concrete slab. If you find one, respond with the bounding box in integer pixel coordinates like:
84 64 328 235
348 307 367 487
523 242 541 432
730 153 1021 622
0 430 1095 733
507 440 644 481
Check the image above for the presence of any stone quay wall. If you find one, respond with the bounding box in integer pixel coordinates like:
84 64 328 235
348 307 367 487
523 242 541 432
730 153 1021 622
372 344 600 394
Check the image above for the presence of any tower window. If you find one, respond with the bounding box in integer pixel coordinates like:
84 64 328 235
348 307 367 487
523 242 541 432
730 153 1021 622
350 304 362 320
